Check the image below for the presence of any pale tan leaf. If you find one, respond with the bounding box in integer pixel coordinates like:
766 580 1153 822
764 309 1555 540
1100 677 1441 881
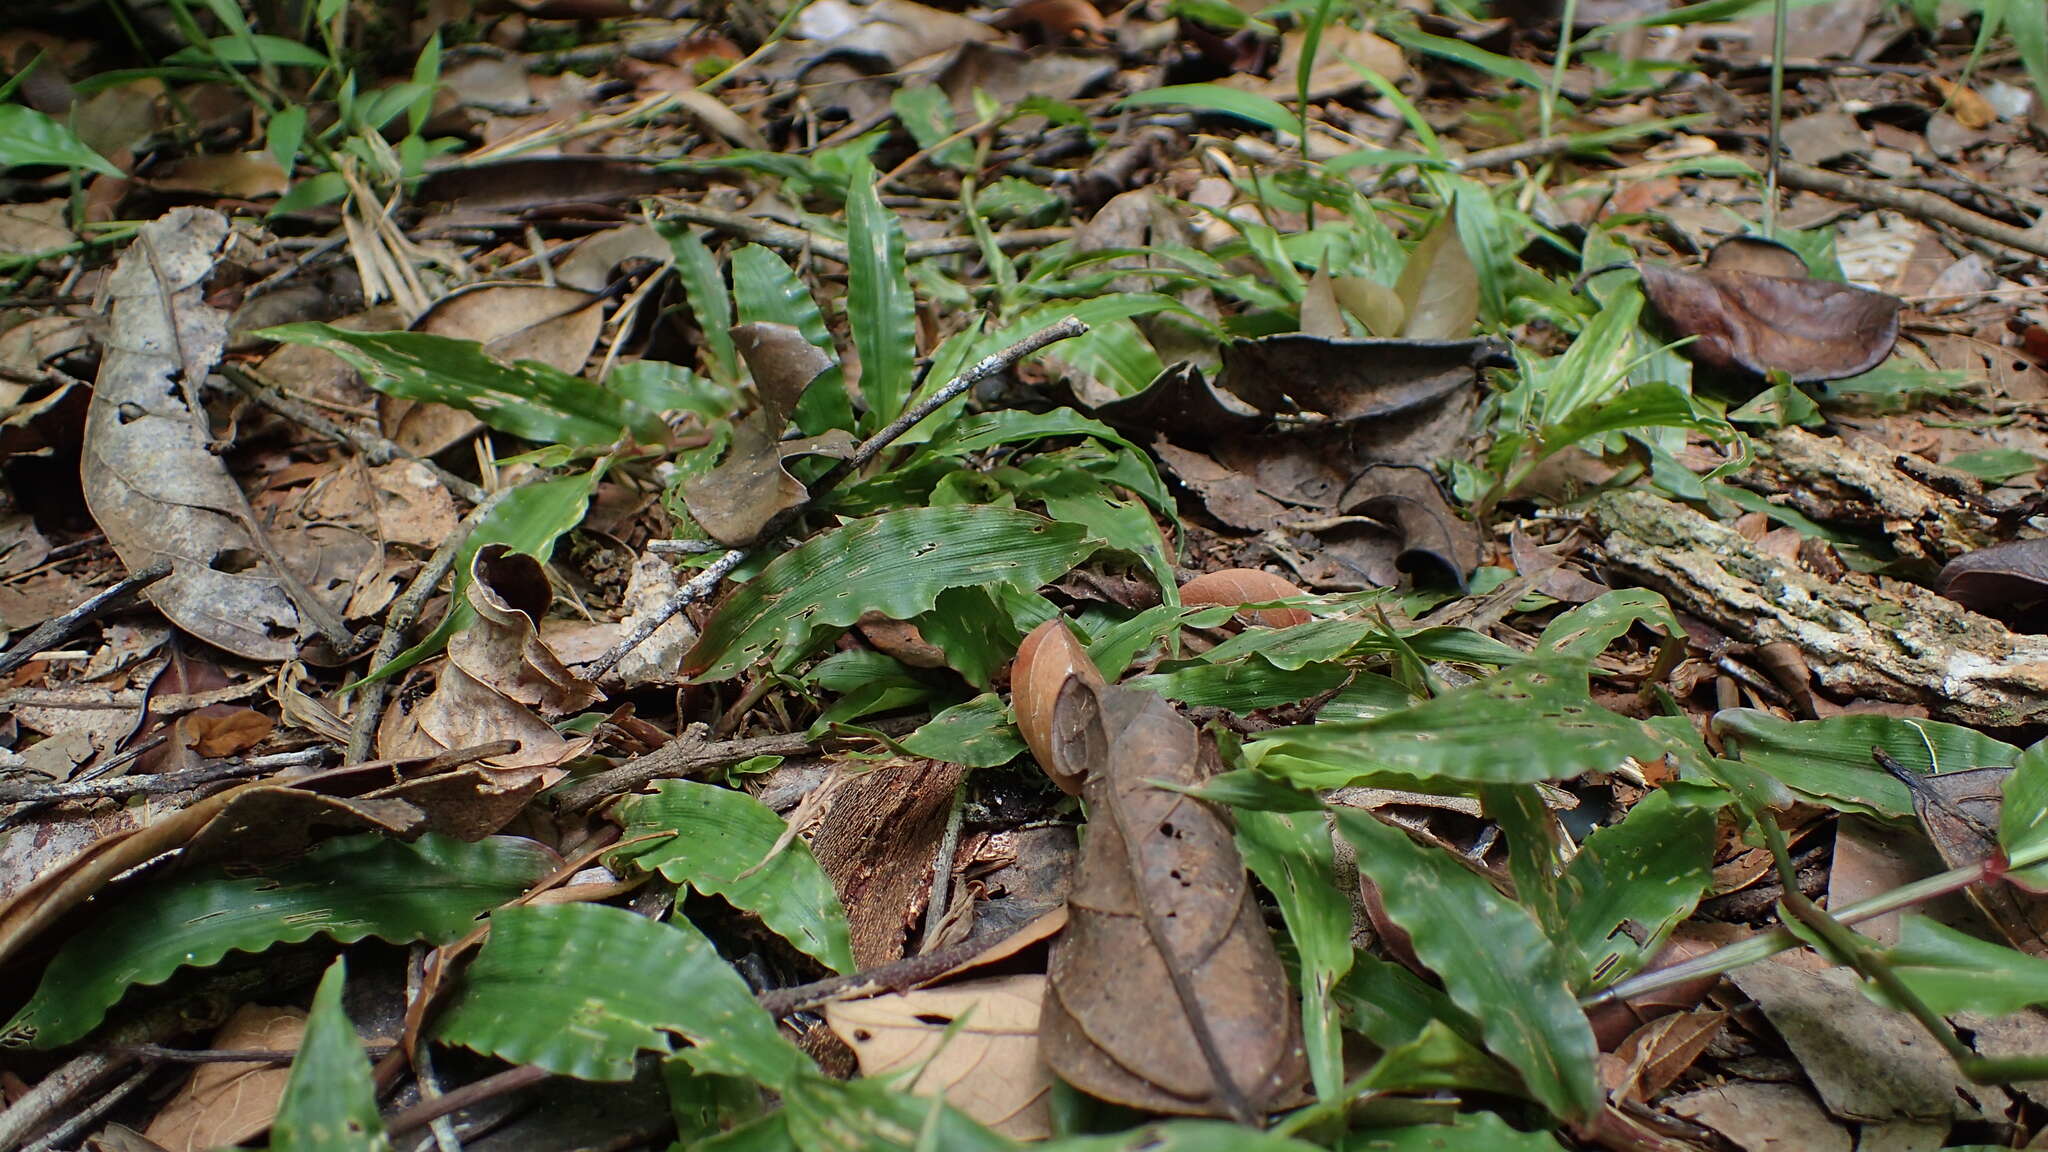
825 974 1052 1140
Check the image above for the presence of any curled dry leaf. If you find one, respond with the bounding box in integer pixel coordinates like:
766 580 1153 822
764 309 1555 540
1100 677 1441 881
1639 242 1902 384
142 1004 305 1152
823 974 1052 1140
376 545 596 778
684 322 855 546
1039 673 1307 1119
1177 569 1311 629
1010 619 1102 796
82 206 344 659
1935 538 2048 632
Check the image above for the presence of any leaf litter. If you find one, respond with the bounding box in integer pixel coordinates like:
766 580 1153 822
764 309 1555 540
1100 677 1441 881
7 0 2048 1149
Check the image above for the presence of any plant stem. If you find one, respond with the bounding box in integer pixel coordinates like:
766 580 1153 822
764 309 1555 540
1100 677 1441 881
1764 0 1788 238
1541 0 1581 141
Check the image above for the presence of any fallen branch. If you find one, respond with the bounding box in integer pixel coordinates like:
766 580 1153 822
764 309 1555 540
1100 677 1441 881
0 747 329 804
549 717 919 813
657 201 1072 265
1765 157 2048 262
756 933 1003 1018
582 315 1089 683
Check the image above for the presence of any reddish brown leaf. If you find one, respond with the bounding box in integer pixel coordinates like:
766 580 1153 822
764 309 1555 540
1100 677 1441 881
1010 619 1102 795
1935 539 2048 632
1638 260 1902 384
1177 568 1310 629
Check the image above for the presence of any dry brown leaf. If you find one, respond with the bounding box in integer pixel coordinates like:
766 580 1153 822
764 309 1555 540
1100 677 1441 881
83 207 344 659
1605 1007 1724 1105
1010 619 1102 795
1039 675 1307 1119
824 974 1052 1139
1394 210 1478 340
1929 76 1996 130
143 152 288 199
684 322 855 546
1639 259 1902 384
142 1005 304 1151
183 707 274 757
1177 569 1311 629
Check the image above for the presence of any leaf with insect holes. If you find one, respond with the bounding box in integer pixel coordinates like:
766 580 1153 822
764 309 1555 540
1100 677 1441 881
1711 708 2020 820
845 159 917 431
437 903 813 1086
271 960 389 1152
610 780 856 973
683 507 1101 682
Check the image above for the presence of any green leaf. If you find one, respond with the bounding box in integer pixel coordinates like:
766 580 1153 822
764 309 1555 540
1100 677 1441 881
1248 660 1701 790
7 834 552 1048
1043 1121 1327 1151
167 32 336 68
1237 810 1352 1099
1944 448 2040 485
898 693 1029 767
1335 809 1600 1121
1711 709 2020 819
1117 85 1299 139
1559 789 1715 989
1131 658 1347 710
661 224 740 385
1887 915 2048 1016
1540 382 1728 453
259 324 660 446
1342 1110 1566 1151
2001 739 2048 880
351 469 597 689
845 159 917 430
1334 952 1485 1052
611 780 856 973
438 903 812 1086
684 506 1099 681
783 1074 1017 1152
731 244 851 435
0 104 123 177
272 960 390 1152
1536 589 1682 659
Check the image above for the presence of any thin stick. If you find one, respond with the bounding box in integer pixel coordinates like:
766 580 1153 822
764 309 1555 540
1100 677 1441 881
757 933 1001 1018
549 716 920 813
0 747 330 804
582 316 1088 682
384 1064 551 1137
1765 158 2048 262
222 365 489 506
21 1062 156 1152
656 201 1073 266
1764 0 1788 237
346 484 526 762
0 560 170 677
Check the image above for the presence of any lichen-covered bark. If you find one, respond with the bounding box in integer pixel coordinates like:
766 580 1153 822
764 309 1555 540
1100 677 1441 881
1733 427 2000 566
1590 489 2048 726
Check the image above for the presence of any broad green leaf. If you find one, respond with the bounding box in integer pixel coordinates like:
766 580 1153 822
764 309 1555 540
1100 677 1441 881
661 224 739 384
259 325 660 446
1382 24 1547 88
1117 85 1299 139
845 159 917 430
1044 1121 1326 1151
350 469 596 689
8 834 552 1048
898 693 1029 767
917 409 1172 515
0 104 123 177
1248 660 1700 790
1342 1110 1566 1151
1559 789 1715 989
915 586 1027 691
438 903 812 1086
2002 740 2048 880
1887 915 2048 1016
1712 709 2020 819
1335 952 1485 1052
266 103 308 170
1237 810 1352 1099
664 1058 766 1145
683 506 1099 681
1539 382 1727 454
1537 589 1682 659
273 960 390 1152
1131 658 1347 710
783 1074 1016 1152
612 780 856 973
1335 810 1600 1121
167 33 336 68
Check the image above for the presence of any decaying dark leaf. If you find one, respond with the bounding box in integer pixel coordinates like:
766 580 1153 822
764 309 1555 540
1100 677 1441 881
1935 539 2048 632
1880 757 2048 955
1639 238 1902 384
1037 673 1307 1119
82 207 347 660
683 322 855 546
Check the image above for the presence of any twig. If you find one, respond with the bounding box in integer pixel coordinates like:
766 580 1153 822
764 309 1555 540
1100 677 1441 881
117 1042 394 1064
917 780 968 954
221 365 490 506
0 1052 128 1152
20 1061 156 1152
581 315 1089 682
0 746 330 804
346 485 525 763
757 933 1003 1018
0 560 170 677
549 717 920 813
384 1064 551 1138
1765 157 2048 262
656 201 1072 265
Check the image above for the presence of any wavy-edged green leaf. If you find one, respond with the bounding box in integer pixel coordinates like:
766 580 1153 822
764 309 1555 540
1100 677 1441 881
783 1073 1016 1152
169 32 335 67
273 960 390 1152
8 834 551 1048
1712 708 2020 819
258 324 661 446
898 692 1028 767
1237 810 1352 1099
684 506 1099 681
0 104 123 177
438 903 812 1086
845 159 916 430
1536 588 1682 659
1118 84 1299 138
1335 809 1600 1121
2002 740 2048 881
611 780 855 973
1342 1110 1566 1151
661 223 739 385
920 408 1173 517
1559 789 1715 990
350 468 597 689
1248 660 1700 790
1132 658 1347 710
